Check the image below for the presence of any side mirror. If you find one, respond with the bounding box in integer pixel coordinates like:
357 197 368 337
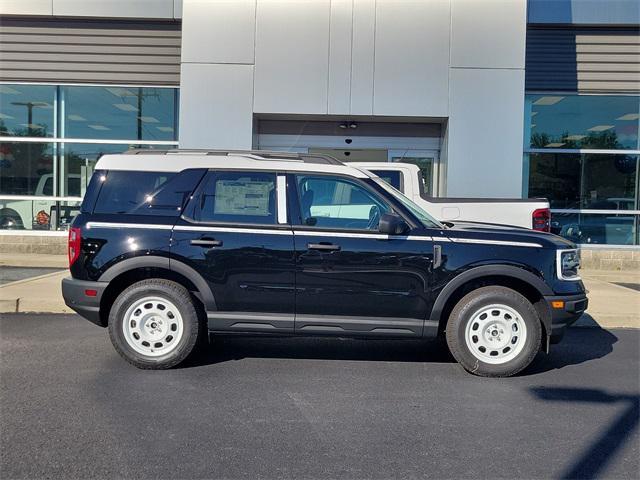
378 213 409 235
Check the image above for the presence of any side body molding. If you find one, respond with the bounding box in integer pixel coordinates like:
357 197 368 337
98 255 217 311
429 264 553 324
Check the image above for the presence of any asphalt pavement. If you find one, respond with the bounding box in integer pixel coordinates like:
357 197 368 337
1 314 638 480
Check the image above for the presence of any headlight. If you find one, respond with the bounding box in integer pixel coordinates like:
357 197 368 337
556 249 581 281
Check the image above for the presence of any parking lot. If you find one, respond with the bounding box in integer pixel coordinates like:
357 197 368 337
1 313 638 479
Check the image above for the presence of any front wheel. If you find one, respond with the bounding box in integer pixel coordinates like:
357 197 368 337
445 286 542 377
108 279 204 369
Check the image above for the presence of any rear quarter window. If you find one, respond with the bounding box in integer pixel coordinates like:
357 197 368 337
92 169 206 216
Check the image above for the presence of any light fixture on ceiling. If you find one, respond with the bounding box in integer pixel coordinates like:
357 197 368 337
0 113 14 119
533 96 565 106
587 125 614 132
138 116 159 123
113 103 138 112
88 124 110 131
616 113 640 121
565 135 586 141
67 114 86 121
0 86 20 95
156 126 174 132
106 87 136 98
349 122 358 129
339 122 348 129
545 142 565 147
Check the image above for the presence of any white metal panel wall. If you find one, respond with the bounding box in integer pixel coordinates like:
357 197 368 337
0 0 52 15
181 0 255 64
373 0 450 116
327 0 353 115
450 0 526 69
350 0 376 115
52 0 175 18
179 64 254 149
447 68 526 198
253 0 330 114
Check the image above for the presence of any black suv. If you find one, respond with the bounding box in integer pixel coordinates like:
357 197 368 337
62 150 587 377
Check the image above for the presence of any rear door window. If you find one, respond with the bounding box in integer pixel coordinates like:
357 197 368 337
190 171 277 225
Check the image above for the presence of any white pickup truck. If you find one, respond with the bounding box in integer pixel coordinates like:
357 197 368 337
353 162 551 231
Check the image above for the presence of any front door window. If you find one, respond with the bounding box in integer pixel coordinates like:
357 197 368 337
295 175 391 231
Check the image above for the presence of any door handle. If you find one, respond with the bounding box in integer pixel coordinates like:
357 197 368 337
190 238 223 248
307 242 341 251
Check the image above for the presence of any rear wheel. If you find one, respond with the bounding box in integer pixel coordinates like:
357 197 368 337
445 286 541 377
108 279 203 369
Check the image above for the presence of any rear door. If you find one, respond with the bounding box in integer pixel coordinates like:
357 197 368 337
290 173 435 337
172 170 296 333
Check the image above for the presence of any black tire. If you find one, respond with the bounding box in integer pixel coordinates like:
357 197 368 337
108 279 204 369
445 286 542 377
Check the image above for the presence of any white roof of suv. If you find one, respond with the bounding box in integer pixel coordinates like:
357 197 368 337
95 149 371 179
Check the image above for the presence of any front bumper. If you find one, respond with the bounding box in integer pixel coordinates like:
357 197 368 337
61 277 108 327
545 293 589 343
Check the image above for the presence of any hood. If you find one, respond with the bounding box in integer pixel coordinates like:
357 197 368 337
445 220 576 249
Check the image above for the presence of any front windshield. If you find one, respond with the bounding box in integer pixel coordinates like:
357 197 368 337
372 177 443 229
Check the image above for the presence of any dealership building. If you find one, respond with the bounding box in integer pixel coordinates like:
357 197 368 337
0 0 639 256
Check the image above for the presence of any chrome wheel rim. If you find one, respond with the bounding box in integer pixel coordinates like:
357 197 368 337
464 304 527 365
122 296 184 357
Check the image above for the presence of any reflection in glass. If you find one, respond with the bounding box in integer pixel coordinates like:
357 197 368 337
0 141 54 196
525 94 640 150
0 84 56 137
63 86 177 141
528 153 638 209
0 198 81 231
551 212 638 246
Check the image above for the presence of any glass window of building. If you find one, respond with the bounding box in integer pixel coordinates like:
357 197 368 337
525 94 640 245
0 84 179 231
525 94 639 150
0 84 56 138
64 86 177 141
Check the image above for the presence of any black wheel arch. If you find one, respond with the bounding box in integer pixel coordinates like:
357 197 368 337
430 265 553 338
97 256 216 326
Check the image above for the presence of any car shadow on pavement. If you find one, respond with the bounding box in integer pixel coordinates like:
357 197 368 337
530 387 639 479
524 324 618 375
184 325 618 373
184 335 456 368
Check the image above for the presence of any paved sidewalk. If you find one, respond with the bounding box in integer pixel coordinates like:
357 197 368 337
0 255 638 328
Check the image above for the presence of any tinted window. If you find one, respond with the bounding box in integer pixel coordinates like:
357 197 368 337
92 169 206 216
369 170 402 190
192 171 277 225
94 171 175 214
296 175 390 230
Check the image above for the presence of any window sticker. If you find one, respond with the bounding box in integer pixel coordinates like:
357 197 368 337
213 180 273 216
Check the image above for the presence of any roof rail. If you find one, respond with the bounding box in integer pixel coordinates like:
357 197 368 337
123 148 343 165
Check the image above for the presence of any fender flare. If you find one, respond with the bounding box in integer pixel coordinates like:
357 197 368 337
429 264 553 323
99 255 217 311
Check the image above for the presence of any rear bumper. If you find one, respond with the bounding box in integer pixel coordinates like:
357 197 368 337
61 277 108 327
545 293 589 344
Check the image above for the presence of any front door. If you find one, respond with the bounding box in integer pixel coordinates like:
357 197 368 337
172 170 295 333
290 173 434 337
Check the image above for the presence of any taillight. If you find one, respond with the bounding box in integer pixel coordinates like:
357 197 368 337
532 208 550 232
68 227 81 267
